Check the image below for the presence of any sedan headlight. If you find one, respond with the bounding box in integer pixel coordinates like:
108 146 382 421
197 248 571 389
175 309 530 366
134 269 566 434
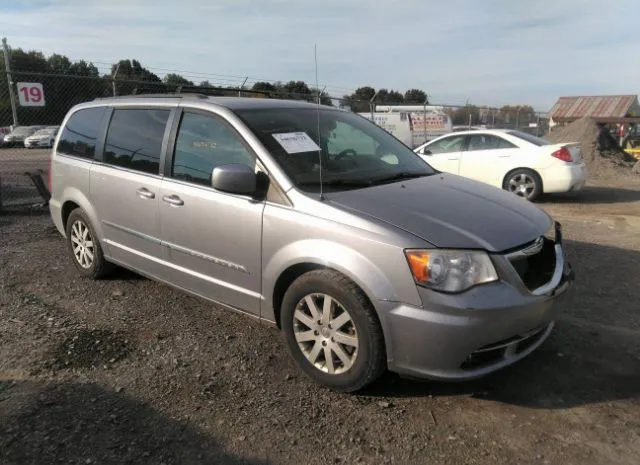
405 249 498 293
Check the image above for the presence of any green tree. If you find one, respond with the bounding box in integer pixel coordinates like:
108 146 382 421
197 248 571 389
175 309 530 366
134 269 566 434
251 81 277 93
451 105 480 126
376 89 404 104
47 54 72 74
163 73 194 86
111 59 161 82
498 105 536 127
404 88 428 104
111 59 162 95
341 86 376 112
281 80 313 100
68 60 99 77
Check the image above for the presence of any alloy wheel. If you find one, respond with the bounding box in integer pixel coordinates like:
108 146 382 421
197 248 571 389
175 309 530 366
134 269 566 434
70 220 95 269
293 293 359 375
508 173 536 199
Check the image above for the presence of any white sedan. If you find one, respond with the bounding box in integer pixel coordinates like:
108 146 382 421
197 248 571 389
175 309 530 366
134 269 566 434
414 129 587 201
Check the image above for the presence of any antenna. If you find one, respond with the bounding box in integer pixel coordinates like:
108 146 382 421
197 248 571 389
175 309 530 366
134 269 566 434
314 44 324 201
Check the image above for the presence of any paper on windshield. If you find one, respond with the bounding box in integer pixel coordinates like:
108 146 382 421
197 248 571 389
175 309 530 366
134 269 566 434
272 132 321 154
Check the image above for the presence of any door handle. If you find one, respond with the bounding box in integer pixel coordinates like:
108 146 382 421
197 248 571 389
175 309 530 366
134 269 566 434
162 194 184 206
136 187 155 199
447 157 459 160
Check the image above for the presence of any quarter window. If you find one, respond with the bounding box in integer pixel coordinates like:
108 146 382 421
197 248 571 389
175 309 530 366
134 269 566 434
56 107 107 159
104 108 170 175
171 112 255 187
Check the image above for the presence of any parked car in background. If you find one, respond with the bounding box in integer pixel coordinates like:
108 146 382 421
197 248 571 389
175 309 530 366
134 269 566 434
0 126 11 148
2 125 44 147
49 96 573 392
414 129 587 201
24 126 60 148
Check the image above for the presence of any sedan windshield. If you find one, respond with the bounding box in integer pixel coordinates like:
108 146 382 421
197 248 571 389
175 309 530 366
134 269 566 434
235 108 435 192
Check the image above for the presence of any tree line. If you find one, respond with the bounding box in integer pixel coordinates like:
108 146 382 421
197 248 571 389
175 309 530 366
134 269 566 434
1 46 536 127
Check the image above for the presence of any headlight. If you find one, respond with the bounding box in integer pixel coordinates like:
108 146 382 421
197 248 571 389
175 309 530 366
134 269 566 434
405 249 498 293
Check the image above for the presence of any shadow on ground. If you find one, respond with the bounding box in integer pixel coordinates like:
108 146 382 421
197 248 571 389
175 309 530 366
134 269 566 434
0 380 270 465
540 185 640 205
361 239 640 408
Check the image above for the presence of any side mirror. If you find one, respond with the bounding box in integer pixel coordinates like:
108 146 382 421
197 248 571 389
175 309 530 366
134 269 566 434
422 148 432 155
211 164 257 196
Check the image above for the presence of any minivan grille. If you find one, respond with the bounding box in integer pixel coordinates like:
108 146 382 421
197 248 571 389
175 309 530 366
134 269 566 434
508 237 556 291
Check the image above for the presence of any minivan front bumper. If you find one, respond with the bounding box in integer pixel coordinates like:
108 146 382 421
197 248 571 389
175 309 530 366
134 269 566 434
377 239 573 381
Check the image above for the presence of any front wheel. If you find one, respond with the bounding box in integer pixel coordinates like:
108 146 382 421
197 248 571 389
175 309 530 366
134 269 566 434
503 169 542 201
281 269 386 392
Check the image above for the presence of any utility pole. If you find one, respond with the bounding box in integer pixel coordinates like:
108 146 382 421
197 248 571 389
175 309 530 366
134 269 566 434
369 90 380 120
111 63 120 97
2 37 19 127
238 77 248 97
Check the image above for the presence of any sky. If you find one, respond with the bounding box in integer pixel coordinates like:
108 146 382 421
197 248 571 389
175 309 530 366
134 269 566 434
1 0 639 110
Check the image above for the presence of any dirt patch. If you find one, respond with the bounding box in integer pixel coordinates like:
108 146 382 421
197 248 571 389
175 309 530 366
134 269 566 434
547 117 636 178
50 328 132 370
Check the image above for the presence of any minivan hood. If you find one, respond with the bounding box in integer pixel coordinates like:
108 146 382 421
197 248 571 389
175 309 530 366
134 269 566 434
326 173 552 252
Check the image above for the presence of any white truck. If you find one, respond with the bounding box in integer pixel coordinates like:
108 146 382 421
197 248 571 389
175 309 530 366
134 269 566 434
359 105 452 148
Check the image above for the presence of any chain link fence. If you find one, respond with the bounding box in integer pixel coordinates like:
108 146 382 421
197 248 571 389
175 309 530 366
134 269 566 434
1 67 549 213
0 70 274 212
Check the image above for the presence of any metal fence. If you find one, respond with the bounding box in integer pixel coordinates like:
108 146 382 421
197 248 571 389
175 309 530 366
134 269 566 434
1 65 549 212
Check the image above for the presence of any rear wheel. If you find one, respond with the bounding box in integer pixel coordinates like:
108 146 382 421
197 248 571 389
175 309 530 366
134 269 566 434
281 269 386 392
65 209 114 279
503 169 542 201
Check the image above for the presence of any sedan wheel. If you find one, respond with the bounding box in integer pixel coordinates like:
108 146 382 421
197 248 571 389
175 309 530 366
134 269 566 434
504 169 542 201
293 293 359 375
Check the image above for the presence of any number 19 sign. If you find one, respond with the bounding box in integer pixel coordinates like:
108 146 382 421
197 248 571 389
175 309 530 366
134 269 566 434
17 82 46 107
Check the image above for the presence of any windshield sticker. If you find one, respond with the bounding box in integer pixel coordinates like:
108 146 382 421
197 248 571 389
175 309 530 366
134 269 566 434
272 132 321 154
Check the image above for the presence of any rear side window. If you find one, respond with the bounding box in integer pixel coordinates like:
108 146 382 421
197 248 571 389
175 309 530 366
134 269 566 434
57 107 107 158
104 108 171 175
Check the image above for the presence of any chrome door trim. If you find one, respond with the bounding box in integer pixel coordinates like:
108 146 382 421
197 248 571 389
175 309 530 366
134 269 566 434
104 239 260 299
103 220 250 276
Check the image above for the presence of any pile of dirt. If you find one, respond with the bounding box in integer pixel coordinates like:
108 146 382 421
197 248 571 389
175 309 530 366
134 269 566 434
547 117 636 176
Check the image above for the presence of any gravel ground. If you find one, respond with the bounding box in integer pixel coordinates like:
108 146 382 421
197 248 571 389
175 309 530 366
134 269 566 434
1 177 639 465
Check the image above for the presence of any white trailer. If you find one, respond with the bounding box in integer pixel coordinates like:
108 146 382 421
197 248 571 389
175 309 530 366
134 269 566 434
360 105 452 148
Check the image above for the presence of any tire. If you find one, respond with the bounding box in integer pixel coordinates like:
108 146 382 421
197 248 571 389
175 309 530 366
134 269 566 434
503 168 542 201
281 269 386 392
65 208 114 279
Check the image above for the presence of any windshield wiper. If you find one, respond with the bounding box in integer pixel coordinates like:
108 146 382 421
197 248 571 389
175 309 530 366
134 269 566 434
369 171 432 185
296 179 374 188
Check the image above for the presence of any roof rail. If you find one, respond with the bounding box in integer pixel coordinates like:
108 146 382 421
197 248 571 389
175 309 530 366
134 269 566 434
95 93 211 101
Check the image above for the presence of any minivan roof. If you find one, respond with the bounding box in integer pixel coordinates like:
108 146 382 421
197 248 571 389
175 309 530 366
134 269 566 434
93 94 333 111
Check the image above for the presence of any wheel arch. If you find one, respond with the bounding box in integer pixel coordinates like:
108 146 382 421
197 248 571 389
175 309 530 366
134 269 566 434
59 187 104 240
263 240 403 329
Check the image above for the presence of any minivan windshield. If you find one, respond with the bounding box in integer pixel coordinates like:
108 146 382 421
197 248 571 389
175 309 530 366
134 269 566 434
236 108 435 192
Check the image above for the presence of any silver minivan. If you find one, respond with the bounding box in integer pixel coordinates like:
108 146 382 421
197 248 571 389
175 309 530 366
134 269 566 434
49 95 573 392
